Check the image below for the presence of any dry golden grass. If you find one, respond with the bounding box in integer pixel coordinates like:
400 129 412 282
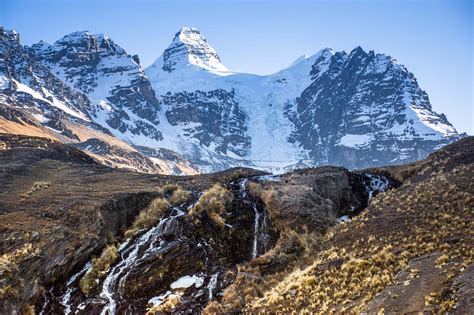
247 181 263 200
170 187 190 206
0 241 42 300
245 167 473 313
20 304 35 315
0 257 20 300
208 162 473 314
20 181 50 200
160 184 179 196
189 184 233 229
125 197 170 238
125 185 191 237
202 300 224 314
80 244 118 296
146 294 182 314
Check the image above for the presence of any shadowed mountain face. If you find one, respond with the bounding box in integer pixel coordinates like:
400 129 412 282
0 26 465 174
0 134 472 314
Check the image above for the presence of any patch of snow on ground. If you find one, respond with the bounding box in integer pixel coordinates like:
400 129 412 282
148 291 172 306
170 275 204 289
337 215 350 223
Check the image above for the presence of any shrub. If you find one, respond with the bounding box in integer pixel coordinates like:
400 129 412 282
80 244 118 296
189 184 233 229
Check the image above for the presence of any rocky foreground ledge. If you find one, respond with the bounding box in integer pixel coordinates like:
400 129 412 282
0 134 472 314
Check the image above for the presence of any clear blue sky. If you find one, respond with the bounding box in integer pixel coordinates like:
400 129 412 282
1 0 473 134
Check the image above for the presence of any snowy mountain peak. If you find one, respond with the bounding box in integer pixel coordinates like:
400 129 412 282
308 47 335 79
0 27 20 41
1 27 464 175
48 31 127 57
350 45 366 55
148 26 228 74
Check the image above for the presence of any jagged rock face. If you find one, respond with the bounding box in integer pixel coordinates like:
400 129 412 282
286 47 461 168
30 31 162 141
1 26 465 174
146 29 462 172
0 27 93 127
163 89 250 156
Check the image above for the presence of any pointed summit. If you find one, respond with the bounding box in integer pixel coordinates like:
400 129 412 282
150 26 228 73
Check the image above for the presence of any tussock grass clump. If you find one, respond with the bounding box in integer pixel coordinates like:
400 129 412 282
20 304 35 315
146 294 182 314
21 181 50 200
160 183 179 197
170 187 190 206
0 242 40 300
125 185 190 237
125 198 170 238
247 181 263 200
80 244 118 296
202 301 224 314
189 184 233 229
0 257 20 299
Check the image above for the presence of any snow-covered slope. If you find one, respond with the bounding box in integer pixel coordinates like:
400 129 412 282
1 26 464 173
0 27 195 175
145 28 461 171
30 31 163 144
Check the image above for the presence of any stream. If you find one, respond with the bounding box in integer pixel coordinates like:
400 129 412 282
239 178 271 259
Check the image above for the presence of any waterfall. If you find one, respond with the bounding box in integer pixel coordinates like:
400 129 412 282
252 205 261 258
239 178 270 259
50 179 275 313
365 173 390 199
99 207 185 315
61 261 92 315
207 272 219 300
253 206 270 258
55 205 187 314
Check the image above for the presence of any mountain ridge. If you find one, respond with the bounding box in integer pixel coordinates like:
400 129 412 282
0 25 465 174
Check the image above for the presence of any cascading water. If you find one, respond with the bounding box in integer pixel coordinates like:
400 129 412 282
240 178 270 259
55 206 187 314
99 207 185 314
252 205 261 258
365 173 390 199
44 180 275 313
61 261 92 315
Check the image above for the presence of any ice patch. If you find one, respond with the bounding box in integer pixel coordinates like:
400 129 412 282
148 291 172 306
170 275 204 289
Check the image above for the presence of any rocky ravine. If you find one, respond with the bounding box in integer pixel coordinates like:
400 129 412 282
1 133 389 314
1 134 472 314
